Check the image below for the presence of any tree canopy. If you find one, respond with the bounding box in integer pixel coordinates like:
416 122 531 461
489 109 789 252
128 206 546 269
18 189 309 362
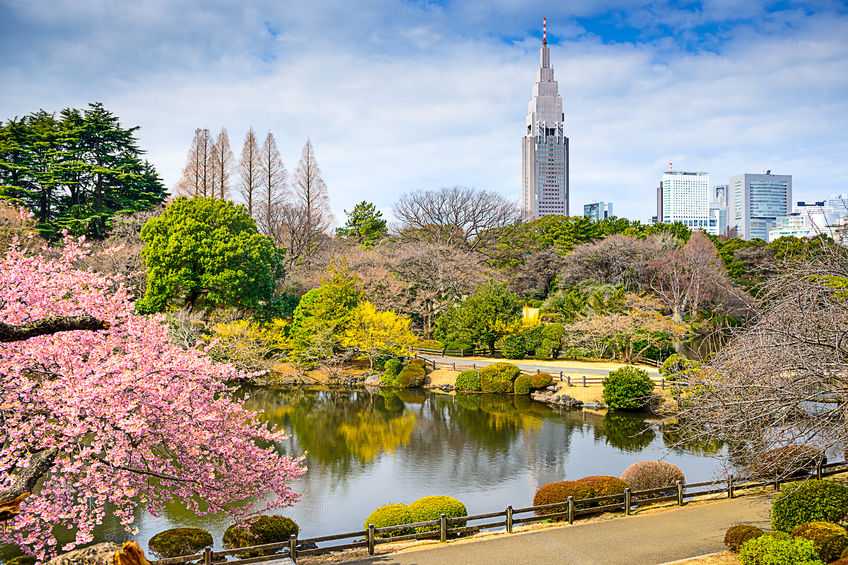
138 197 283 313
0 103 166 239
336 201 388 247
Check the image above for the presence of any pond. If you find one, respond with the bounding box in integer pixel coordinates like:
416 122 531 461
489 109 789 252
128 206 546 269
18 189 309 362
2 388 727 560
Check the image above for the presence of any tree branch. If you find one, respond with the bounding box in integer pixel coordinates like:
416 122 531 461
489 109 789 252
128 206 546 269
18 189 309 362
0 449 56 520
0 315 109 342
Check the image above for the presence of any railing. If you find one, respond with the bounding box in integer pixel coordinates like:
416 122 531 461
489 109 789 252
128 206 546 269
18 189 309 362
151 459 848 565
414 353 678 389
412 347 663 367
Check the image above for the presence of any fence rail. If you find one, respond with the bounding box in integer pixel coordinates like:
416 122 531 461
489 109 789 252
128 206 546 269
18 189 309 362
412 347 662 367
151 459 848 565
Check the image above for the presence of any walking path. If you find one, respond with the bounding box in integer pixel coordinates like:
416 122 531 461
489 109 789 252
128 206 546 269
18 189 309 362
346 495 770 565
417 353 660 377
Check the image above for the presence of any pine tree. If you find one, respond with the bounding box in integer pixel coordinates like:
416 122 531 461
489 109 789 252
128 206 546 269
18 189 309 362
239 128 261 216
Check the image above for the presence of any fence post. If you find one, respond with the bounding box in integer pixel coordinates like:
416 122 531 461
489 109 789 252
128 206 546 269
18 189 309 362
567 496 575 524
289 533 298 562
452 361 456 370
676 480 684 506
368 524 376 555
202 547 212 565
439 513 447 543
817 459 824 479
582 375 586 387
559 370 563 382
567 375 571 386
773 480 780 492
624 488 632 515
473 363 476 370
506 505 513 533
432 359 436 370
727 475 734 499
536 368 540 374
661 378 665 390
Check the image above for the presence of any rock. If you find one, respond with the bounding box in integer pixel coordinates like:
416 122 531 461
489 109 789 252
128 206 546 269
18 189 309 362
545 385 558 392
364 374 381 386
439 384 455 392
531 390 583 408
582 402 607 410
47 543 121 565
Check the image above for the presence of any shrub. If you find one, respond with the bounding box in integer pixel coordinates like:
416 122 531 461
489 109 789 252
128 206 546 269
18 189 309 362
724 525 765 552
384 358 402 378
560 346 592 360
603 366 654 410
792 521 848 562
395 359 426 388
533 476 630 517
364 503 414 537
455 370 482 392
479 362 521 393
620 461 685 493
408 496 468 533
771 480 848 532
531 372 554 389
149 527 213 558
538 323 565 359
223 516 299 557
499 333 527 359
6 557 37 565
514 374 532 395
748 445 826 480
739 533 823 565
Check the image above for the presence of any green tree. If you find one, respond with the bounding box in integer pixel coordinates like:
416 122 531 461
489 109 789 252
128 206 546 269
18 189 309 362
435 281 521 354
336 201 388 247
137 197 283 313
0 103 166 238
602 366 655 410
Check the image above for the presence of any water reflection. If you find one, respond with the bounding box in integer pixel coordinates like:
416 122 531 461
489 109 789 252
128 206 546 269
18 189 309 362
1 389 726 560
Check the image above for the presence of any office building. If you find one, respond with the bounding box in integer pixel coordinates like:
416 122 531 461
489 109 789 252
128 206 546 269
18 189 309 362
728 172 792 240
584 201 613 221
659 171 716 233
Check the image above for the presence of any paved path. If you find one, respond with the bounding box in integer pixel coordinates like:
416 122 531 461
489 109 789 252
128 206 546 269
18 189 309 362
346 495 771 565
417 354 658 377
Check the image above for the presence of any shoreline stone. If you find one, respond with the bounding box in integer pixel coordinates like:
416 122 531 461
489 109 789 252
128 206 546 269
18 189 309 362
530 390 584 408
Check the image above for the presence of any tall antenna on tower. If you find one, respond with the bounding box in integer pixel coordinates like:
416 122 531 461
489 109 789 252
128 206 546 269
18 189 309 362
668 160 673 172
543 17 547 45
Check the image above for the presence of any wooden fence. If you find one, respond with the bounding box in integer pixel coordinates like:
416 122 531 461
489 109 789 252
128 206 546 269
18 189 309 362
150 459 848 565
414 353 677 389
412 347 662 367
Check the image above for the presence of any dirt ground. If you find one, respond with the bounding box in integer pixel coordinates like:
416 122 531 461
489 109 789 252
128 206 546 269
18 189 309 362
664 551 738 564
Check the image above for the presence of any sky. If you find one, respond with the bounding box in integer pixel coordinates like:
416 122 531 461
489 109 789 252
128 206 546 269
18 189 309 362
1 0 847 223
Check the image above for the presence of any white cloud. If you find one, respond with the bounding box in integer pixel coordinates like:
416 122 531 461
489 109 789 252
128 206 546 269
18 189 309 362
1 1 846 222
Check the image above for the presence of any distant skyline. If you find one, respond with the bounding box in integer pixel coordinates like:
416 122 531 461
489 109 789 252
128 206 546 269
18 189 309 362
1 0 846 223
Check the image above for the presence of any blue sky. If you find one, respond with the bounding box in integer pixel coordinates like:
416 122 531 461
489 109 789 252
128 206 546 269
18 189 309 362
1 0 847 223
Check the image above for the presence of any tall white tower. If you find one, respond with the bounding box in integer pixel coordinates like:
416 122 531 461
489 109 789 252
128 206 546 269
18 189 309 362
522 17 569 219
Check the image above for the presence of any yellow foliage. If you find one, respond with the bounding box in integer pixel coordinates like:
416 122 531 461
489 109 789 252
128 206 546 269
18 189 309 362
522 305 541 327
340 302 416 367
206 319 289 371
338 412 417 463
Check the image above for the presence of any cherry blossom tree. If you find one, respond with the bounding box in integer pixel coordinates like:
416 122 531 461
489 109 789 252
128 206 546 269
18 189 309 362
0 238 305 560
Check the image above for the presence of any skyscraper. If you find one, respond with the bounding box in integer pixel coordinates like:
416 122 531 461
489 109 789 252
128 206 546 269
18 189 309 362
522 17 569 219
728 172 792 240
584 201 613 221
659 170 714 233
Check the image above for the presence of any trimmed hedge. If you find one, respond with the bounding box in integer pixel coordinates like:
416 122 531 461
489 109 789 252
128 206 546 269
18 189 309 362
223 516 299 557
603 366 654 410
149 527 213 558
792 521 848 562
455 370 481 392
395 359 427 388
724 525 764 552
363 503 413 537
533 476 630 518
499 333 527 359
514 374 533 395
748 445 826 480
531 372 554 389
479 363 521 393
620 460 685 493
771 480 848 532
408 496 468 533
739 533 823 565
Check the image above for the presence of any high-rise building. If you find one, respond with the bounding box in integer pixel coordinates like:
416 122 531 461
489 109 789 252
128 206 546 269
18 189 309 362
709 185 728 236
659 171 715 233
768 196 848 241
728 172 792 240
522 17 569 219
584 201 613 221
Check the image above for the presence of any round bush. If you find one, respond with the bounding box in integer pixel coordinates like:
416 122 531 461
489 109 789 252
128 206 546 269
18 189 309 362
603 366 654 410
223 516 299 557
533 476 630 517
149 527 213 558
396 360 426 388
479 362 521 393
455 370 481 392
408 496 468 533
531 372 554 389
363 503 414 537
383 358 402 377
620 460 685 493
792 521 848 562
513 374 532 395
739 533 823 565
772 480 848 532
724 525 765 552
499 333 527 359
748 445 826 480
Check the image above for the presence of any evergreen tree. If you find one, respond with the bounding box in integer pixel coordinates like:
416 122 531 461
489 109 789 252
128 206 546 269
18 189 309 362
0 103 166 238
336 201 388 247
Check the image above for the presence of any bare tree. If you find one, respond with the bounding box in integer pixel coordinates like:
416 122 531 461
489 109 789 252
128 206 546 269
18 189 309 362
286 139 331 267
239 128 261 216
559 234 673 291
676 246 848 479
175 128 212 197
208 128 234 199
393 186 519 251
256 132 288 237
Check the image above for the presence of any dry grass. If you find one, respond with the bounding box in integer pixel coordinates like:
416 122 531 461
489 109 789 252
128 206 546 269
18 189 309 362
663 551 739 565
